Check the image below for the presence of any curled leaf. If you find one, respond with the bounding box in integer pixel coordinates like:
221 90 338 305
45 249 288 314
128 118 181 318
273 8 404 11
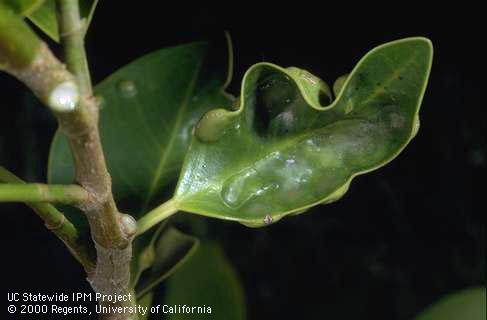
173 37 433 227
333 73 348 97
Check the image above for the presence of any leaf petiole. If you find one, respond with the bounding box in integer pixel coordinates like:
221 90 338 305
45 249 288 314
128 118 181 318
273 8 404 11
136 199 179 236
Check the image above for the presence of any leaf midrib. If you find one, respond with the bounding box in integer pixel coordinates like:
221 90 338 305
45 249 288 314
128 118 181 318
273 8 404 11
140 56 205 213
360 51 418 107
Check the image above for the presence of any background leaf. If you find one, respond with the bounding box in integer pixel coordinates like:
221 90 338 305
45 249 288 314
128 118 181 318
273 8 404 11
0 0 44 15
130 222 167 289
135 226 199 297
138 291 154 320
413 287 486 320
27 0 57 41
49 40 232 217
173 37 433 227
163 241 246 320
27 0 98 42
48 38 233 288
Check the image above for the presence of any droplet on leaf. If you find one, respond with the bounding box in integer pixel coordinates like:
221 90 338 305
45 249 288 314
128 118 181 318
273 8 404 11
117 80 138 98
95 95 105 109
220 168 258 209
220 165 281 209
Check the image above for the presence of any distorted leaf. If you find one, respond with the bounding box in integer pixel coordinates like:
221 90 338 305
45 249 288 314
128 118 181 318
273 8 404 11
172 37 432 227
163 241 246 320
414 287 486 320
333 73 348 97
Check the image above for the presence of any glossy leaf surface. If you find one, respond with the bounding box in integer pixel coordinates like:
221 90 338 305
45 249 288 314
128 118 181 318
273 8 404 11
414 287 486 320
163 241 246 320
173 37 433 227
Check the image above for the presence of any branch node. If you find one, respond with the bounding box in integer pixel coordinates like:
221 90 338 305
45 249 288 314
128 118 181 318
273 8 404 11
77 184 110 214
45 215 66 231
59 20 85 38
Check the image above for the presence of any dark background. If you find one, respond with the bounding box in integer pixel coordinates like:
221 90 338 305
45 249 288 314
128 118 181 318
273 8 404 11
1 3 485 320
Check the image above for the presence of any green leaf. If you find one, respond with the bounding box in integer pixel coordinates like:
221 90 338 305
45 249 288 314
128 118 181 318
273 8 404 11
48 38 233 286
49 40 233 217
135 226 199 298
27 0 98 42
0 0 44 15
79 0 98 32
130 222 166 289
27 0 57 41
414 287 486 320
172 37 433 227
163 241 246 320
137 291 153 320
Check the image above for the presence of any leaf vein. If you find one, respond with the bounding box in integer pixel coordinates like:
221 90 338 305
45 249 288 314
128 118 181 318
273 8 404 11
140 57 205 212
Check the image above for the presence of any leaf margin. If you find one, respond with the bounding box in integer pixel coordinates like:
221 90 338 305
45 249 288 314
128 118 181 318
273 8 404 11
173 37 433 227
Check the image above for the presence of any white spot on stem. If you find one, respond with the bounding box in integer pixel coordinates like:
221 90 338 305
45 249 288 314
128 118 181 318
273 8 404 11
48 81 79 112
120 214 137 237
